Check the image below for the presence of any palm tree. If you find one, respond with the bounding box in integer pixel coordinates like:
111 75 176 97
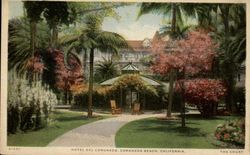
191 3 246 112
23 2 44 54
94 58 119 82
138 3 196 125
215 4 246 112
8 18 50 75
42 2 76 48
62 14 128 117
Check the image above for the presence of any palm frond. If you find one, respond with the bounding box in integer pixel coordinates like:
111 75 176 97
8 18 50 74
96 31 128 53
137 3 171 19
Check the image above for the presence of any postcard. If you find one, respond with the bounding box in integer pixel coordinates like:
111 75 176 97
1 0 249 154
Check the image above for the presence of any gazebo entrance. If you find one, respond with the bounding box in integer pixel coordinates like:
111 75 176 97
125 90 138 109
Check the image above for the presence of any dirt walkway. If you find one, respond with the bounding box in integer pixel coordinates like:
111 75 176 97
48 112 162 147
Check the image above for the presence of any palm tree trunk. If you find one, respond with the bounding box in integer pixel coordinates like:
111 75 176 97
30 20 37 82
180 81 186 127
221 5 236 112
88 48 94 117
171 3 177 33
166 4 177 118
167 69 175 117
30 20 36 54
51 24 58 49
83 49 88 79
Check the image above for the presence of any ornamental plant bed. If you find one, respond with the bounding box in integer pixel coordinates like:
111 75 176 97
214 117 245 148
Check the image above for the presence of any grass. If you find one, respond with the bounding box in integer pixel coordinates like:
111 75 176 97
115 114 241 148
7 110 107 146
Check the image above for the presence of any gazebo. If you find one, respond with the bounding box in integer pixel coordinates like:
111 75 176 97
100 63 165 110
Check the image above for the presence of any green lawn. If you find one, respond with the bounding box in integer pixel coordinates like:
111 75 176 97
7 110 106 146
115 114 240 148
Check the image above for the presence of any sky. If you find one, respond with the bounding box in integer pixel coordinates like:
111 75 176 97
8 1 164 40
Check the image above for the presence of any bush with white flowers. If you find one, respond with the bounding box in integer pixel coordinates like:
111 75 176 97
8 76 58 134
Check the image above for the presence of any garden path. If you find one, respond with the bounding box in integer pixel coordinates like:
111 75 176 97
47 112 163 147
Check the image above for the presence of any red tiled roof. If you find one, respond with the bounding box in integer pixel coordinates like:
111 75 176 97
127 40 144 49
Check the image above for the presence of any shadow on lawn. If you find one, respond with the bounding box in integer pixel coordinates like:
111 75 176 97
184 114 228 120
136 119 206 137
56 116 89 122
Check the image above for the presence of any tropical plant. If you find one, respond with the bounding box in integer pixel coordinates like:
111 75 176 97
42 1 77 48
94 58 119 82
63 14 128 117
8 18 50 74
23 1 45 54
138 3 196 36
211 4 246 112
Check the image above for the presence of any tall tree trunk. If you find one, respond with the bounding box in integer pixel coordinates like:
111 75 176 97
51 23 58 49
180 81 186 127
30 20 37 82
221 5 235 112
171 3 177 34
167 69 175 117
166 4 177 118
83 49 88 80
88 48 94 117
30 20 36 54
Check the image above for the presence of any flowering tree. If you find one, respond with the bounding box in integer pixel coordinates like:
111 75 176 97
175 79 227 117
152 29 216 75
151 29 222 124
46 49 85 104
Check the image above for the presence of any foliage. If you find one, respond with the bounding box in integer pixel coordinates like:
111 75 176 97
110 74 157 96
215 118 245 146
151 29 219 119
52 49 85 92
42 2 76 28
151 29 217 76
25 52 45 74
209 4 246 112
138 3 196 37
94 58 119 82
73 86 112 108
23 1 44 23
175 79 227 105
8 18 50 74
7 76 58 133
62 14 128 117
175 79 227 117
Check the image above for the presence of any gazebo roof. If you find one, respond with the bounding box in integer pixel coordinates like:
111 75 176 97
121 63 140 74
100 75 161 86
99 62 170 92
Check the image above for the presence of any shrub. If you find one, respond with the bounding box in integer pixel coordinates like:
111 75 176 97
7 76 58 133
175 79 227 117
215 118 245 146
